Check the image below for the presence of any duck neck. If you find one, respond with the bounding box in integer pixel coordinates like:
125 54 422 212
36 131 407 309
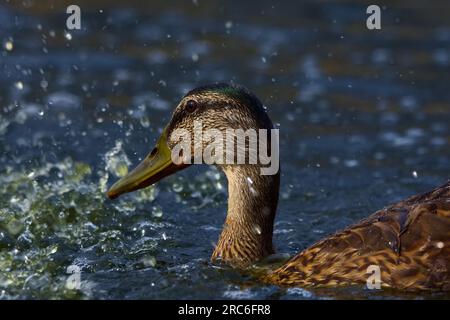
211 165 280 267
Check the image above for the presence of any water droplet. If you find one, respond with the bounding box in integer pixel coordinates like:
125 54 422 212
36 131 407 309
253 225 262 235
140 117 150 128
6 219 24 236
40 80 48 89
115 163 128 177
151 206 163 218
172 182 183 193
4 40 13 51
141 255 156 267
15 81 24 90
104 140 131 178
249 186 258 196
344 159 359 168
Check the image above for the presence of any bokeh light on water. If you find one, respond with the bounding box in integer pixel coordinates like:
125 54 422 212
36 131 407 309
0 0 449 299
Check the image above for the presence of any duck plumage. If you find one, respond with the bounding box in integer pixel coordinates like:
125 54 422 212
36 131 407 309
267 181 450 290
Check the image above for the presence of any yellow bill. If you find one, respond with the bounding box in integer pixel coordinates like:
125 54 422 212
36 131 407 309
107 129 186 199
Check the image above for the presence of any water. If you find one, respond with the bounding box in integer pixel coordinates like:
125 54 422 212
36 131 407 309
0 0 449 299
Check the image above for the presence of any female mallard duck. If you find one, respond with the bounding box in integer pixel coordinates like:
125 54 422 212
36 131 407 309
107 83 450 291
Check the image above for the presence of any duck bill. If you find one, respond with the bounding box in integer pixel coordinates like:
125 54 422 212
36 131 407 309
107 130 186 199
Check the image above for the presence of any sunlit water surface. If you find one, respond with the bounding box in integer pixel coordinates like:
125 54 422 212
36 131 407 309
0 0 449 299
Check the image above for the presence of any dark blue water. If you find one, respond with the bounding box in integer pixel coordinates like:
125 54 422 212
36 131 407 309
0 0 449 299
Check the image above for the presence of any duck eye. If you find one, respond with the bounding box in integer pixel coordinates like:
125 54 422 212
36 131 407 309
185 100 197 113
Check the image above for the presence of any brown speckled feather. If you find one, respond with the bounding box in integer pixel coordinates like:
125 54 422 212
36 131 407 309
265 181 450 291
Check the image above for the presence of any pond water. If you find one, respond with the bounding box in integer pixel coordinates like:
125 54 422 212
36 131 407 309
0 0 449 299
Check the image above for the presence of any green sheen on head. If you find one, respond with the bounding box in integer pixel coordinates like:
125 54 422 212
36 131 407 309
183 83 263 108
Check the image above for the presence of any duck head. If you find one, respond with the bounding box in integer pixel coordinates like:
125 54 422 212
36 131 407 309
107 83 280 267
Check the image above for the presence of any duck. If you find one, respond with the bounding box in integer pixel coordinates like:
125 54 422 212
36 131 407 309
107 83 450 291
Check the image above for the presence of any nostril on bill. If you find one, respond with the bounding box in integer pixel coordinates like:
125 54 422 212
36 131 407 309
149 147 158 158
